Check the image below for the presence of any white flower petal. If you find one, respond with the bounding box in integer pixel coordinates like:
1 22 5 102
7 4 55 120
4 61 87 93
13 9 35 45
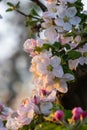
55 18 64 26
40 102 53 115
46 90 56 102
85 57 87 64
69 16 81 25
56 26 64 32
63 73 74 81
44 27 58 43
68 59 79 70
53 65 64 77
57 6 66 18
79 57 85 65
51 56 61 67
55 80 68 93
37 63 48 75
63 22 72 31
67 0 77 3
66 7 77 18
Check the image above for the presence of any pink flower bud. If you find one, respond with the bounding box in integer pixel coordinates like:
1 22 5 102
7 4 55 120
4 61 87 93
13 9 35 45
23 39 37 54
81 111 87 119
40 89 47 96
72 107 87 121
0 102 4 112
33 96 40 105
54 110 64 121
72 114 80 121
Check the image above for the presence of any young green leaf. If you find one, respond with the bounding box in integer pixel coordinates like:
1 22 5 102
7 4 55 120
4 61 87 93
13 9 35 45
67 50 82 60
7 2 14 7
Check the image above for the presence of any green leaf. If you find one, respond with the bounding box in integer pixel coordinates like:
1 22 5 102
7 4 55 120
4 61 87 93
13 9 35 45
35 122 58 130
42 44 52 50
67 50 82 60
83 52 87 57
6 8 14 12
62 64 74 75
64 110 72 121
15 1 20 9
18 125 30 130
7 2 14 7
55 126 66 130
30 9 39 16
52 42 62 50
52 103 64 112
78 125 87 130
62 44 71 50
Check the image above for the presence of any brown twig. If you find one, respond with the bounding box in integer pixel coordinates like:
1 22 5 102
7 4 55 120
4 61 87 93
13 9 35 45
30 0 47 11
16 9 42 20
72 41 87 50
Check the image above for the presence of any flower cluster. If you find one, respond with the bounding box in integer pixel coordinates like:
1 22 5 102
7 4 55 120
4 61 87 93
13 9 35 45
0 0 87 129
23 0 87 94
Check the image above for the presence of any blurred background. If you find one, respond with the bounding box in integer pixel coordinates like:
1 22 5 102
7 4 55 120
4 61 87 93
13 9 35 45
0 0 87 109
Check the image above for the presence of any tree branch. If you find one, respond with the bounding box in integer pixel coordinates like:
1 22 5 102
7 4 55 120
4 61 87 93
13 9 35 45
30 0 47 12
72 41 87 50
16 9 42 20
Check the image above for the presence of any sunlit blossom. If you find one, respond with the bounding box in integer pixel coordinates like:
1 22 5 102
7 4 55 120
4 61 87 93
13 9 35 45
55 6 81 31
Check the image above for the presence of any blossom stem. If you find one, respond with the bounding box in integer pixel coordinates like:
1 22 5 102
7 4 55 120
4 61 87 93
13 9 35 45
72 41 87 50
16 9 42 20
30 0 47 11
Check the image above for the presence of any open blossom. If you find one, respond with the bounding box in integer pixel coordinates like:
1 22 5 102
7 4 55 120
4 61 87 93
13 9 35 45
37 55 64 78
30 50 74 93
55 6 81 31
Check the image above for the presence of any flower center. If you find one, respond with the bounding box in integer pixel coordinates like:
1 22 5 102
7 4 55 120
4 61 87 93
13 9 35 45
54 77 59 83
51 7 57 13
63 16 69 22
47 65 53 71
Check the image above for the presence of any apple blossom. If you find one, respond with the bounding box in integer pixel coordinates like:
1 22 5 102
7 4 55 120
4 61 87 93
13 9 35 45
55 6 81 31
37 55 64 78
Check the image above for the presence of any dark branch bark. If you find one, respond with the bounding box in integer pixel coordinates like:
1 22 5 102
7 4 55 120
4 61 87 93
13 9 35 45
30 0 47 12
72 41 87 50
16 9 42 20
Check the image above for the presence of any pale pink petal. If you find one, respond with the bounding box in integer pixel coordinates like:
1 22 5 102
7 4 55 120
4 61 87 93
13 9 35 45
63 22 72 31
37 63 48 75
67 0 77 3
68 59 79 70
79 57 85 65
53 65 64 77
66 7 77 18
40 102 53 115
63 73 74 81
50 56 61 67
55 80 68 93
69 16 81 25
55 18 64 26
44 27 58 43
